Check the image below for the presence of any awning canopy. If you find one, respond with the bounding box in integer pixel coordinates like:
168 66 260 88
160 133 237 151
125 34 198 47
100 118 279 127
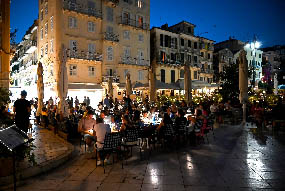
68 83 103 90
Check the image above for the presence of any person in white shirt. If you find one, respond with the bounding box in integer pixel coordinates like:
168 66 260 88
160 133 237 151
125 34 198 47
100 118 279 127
94 117 111 165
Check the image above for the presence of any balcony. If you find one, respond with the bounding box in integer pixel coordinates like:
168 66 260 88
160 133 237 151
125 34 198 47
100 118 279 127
62 0 102 19
66 49 102 61
104 0 119 7
119 57 149 66
103 32 119 43
117 16 149 31
102 75 120 83
25 40 37 54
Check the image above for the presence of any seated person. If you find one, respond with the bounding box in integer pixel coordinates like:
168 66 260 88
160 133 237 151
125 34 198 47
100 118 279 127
78 110 96 151
120 115 132 132
94 117 111 165
174 109 187 133
157 112 172 132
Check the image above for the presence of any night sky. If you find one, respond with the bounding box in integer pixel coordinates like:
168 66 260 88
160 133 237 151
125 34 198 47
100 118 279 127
11 0 285 47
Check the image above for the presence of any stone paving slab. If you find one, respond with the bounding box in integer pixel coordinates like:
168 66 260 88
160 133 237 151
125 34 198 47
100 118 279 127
3 124 285 191
0 125 74 189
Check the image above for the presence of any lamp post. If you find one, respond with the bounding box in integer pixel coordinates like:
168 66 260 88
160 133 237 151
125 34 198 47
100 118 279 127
245 36 261 88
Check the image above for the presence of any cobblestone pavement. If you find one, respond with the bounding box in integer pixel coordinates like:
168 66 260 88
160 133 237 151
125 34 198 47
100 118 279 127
4 124 285 191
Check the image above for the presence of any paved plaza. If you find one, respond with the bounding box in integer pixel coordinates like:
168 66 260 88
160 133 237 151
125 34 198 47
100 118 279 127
3 124 285 191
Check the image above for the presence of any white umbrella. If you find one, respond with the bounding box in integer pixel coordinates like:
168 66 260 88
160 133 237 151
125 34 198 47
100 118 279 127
57 46 68 117
126 73 132 97
36 61 44 117
239 50 248 123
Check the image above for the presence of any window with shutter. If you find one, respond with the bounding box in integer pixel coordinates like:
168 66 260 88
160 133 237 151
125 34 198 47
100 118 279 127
106 7 113 22
107 46 113 61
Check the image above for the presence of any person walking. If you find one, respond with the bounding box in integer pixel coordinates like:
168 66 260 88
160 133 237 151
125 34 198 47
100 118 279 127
13 90 31 133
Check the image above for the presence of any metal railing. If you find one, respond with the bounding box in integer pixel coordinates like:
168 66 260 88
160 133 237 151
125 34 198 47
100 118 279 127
102 75 120 83
66 49 102 61
117 16 149 30
62 0 102 19
104 32 119 42
120 57 149 66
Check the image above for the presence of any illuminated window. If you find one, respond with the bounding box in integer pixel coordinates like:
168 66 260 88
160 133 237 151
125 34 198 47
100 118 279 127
41 47 44 57
45 4 48 15
137 0 143 8
68 17 77 28
50 16 53 31
107 46 113 61
123 30 130 40
40 28 43 40
50 39 54 53
69 65 77 76
45 23 48 36
88 21 95 32
137 15 143 28
45 43 48 55
88 66 95 77
40 9 43 21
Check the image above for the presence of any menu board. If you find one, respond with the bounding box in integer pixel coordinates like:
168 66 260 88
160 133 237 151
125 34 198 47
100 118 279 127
0 127 27 151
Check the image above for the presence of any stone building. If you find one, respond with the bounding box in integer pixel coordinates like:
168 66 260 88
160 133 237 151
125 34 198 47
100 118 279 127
214 38 263 87
38 0 150 105
150 21 215 96
10 20 38 100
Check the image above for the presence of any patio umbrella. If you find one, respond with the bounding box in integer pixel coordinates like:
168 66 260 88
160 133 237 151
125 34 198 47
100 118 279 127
239 50 248 123
36 61 44 117
57 46 68 117
125 73 132 97
149 64 156 103
184 61 192 105
108 77 113 98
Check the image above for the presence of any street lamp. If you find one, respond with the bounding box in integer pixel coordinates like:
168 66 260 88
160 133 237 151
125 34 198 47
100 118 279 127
245 38 261 88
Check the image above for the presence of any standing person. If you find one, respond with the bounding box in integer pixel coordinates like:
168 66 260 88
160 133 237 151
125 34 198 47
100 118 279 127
86 97 90 106
13 90 31 133
104 95 110 108
74 96 79 107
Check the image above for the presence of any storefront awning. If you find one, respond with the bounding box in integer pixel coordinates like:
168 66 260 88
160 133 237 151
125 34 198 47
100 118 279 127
68 83 103 90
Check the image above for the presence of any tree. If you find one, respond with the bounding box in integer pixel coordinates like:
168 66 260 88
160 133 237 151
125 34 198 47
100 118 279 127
218 62 239 102
10 29 18 45
0 87 10 107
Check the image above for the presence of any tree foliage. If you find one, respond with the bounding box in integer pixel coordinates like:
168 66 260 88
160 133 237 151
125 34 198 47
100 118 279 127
0 87 10 107
218 62 239 101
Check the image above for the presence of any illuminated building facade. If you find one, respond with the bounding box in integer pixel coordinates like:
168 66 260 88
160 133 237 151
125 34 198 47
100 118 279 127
10 20 38 100
215 38 263 87
38 0 150 104
0 0 10 88
150 21 215 95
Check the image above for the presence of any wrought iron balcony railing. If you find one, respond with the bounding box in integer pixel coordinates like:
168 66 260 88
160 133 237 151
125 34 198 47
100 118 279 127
102 75 120 83
103 32 119 42
120 57 149 66
62 0 102 19
66 49 102 61
117 16 149 30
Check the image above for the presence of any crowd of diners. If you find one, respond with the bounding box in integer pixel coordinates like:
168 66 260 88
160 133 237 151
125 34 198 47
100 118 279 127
64 95 239 165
